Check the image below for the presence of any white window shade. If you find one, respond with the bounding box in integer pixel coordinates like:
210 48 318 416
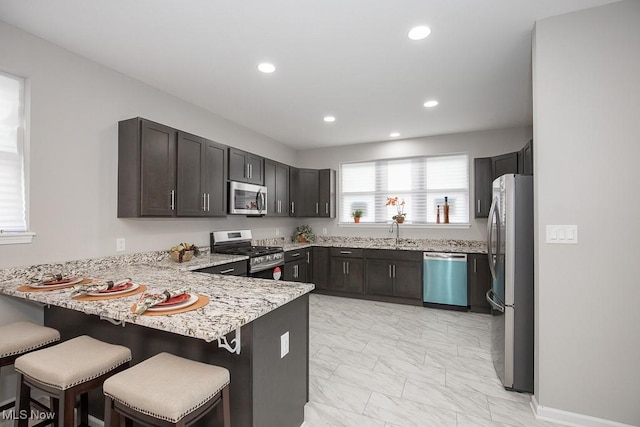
340 154 469 224
0 72 27 233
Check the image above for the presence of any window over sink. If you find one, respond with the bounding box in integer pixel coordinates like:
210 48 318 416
339 153 470 225
0 70 33 244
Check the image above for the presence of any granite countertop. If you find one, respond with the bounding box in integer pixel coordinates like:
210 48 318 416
157 253 248 271
276 237 486 254
0 264 313 343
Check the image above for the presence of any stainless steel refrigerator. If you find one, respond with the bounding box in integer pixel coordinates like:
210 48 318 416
486 174 534 393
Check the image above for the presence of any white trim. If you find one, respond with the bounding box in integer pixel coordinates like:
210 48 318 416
0 232 35 245
531 395 635 427
338 223 471 229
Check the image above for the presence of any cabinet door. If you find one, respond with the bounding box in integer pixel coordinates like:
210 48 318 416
474 157 492 218
312 247 329 289
392 260 423 299
518 139 533 175
228 147 248 182
140 120 177 216
264 159 278 215
467 254 492 313
365 260 393 296
299 169 319 217
491 152 518 180
177 132 206 217
203 140 228 217
318 169 335 218
247 153 264 185
344 259 364 294
329 258 346 291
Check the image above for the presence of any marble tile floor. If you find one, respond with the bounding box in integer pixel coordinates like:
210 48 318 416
304 294 561 427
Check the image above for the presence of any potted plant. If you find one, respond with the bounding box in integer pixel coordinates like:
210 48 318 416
351 209 363 223
293 225 316 243
386 196 407 223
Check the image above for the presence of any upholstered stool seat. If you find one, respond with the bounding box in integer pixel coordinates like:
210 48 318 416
0 321 60 415
14 335 131 427
104 352 230 427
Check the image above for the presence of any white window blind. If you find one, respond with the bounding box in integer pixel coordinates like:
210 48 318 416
340 154 469 224
0 71 27 232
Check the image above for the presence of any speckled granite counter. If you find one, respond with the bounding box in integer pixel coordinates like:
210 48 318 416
262 237 486 254
0 263 313 343
157 252 248 271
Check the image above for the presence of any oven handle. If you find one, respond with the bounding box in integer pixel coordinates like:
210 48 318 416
256 189 265 213
251 259 284 272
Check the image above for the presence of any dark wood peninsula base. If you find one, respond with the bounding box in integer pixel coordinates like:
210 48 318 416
44 294 309 427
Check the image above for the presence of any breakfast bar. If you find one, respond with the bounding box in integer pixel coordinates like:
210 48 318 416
0 262 314 427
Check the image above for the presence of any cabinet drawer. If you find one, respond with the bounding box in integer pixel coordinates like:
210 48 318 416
195 260 248 276
364 249 421 262
285 248 309 263
330 248 363 258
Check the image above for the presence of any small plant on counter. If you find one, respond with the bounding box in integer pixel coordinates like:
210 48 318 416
351 209 363 223
169 242 201 263
293 225 317 243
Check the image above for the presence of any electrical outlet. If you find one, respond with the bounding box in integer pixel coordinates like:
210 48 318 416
116 238 126 252
280 331 289 358
322 227 327 235
275 228 280 236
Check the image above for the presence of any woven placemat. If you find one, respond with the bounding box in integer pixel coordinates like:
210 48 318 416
72 285 147 301
131 295 210 316
17 277 93 292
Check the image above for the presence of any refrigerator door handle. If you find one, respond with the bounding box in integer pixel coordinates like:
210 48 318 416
486 289 505 313
487 196 499 281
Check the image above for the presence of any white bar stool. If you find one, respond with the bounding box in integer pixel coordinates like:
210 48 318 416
103 352 230 427
14 335 131 427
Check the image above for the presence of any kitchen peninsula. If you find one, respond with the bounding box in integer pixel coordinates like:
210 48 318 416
0 255 313 427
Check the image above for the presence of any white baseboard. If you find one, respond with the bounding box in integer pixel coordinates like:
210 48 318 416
531 395 635 427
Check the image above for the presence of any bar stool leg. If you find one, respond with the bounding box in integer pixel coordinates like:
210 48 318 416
14 373 30 427
79 392 89 426
59 390 74 427
222 385 231 427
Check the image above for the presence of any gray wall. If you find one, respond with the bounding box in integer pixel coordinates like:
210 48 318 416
298 127 532 241
0 20 300 269
533 1 640 424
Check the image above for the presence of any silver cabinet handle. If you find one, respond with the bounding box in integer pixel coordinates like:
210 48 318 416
477 199 481 213
207 193 210 211
249 164 253 179
340 250 352 254
293 264 298 278
346 262 350 275
474 258 477 273
342 261 345 274
306 251 310 264
219 268 235 274
202 193 207 211
316 203 319 214
170 190 175 210
325 202 329 214
388 264 392 278
246 164 250 178
291 252 300 257
393 264 396 278
291 202 295 214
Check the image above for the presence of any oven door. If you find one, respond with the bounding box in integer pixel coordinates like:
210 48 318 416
250 265 283 280
229 181 267 215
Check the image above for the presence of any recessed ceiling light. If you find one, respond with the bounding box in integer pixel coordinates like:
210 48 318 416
323 116 336 123
258 62 276 73
390 132 400 138
423 100 439 108
408 26 431 41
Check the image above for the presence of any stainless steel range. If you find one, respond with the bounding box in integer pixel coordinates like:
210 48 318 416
210 230 284 279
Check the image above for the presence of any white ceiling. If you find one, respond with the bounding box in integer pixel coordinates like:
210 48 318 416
0 0 619 149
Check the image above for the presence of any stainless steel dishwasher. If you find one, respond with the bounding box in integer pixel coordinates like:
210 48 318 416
423 252 468 308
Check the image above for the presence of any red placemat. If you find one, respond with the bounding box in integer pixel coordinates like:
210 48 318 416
17 278 92 292
72 285 147 301
131 295 210 316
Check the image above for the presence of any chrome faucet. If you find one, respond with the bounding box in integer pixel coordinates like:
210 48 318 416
389 220 399 246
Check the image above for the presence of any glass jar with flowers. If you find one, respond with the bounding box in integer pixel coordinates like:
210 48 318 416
386 197 406 223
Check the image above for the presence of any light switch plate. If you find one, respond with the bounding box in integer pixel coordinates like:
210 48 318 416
116 238 126 251
546 225 578 244
280 331 289 358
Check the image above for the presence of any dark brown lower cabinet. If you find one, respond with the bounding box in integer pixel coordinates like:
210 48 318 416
284 258 308 282
329 257 364 294
467 253 492 313
312 247 329 289
364 250 422 301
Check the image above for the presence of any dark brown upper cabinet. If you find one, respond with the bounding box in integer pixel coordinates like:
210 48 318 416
118 118 178 217
491 152 518 181
264 159 290 217
289 168 336 218
518 139 533 176
118 118 227 218
228 147 264 185
177 132 227 217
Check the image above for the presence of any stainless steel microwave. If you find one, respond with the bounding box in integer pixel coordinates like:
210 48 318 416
228 181 267 215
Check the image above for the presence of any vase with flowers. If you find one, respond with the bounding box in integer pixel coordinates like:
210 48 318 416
386 196 406 223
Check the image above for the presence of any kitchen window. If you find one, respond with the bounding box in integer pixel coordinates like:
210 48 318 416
0 71 33 244
339 154 469 224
